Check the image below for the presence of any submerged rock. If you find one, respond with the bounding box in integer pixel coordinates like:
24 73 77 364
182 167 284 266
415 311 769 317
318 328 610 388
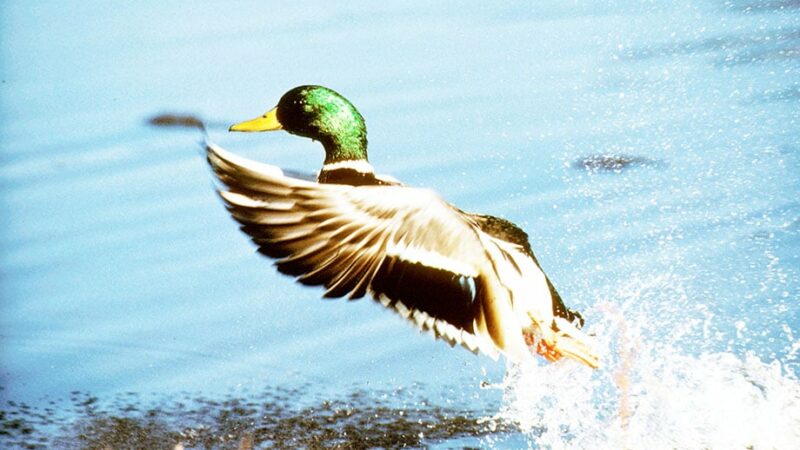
3 387 498 449
147 113 206 130
572 154 660 173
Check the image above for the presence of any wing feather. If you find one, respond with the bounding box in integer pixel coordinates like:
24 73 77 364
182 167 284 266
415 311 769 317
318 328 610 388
207 141 496 353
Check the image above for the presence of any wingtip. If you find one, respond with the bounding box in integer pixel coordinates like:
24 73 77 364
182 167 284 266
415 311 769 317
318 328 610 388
202 137 287 181
203 138 222 158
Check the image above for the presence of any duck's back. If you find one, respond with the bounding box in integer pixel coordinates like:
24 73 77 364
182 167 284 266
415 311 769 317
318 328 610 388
318 167 400 186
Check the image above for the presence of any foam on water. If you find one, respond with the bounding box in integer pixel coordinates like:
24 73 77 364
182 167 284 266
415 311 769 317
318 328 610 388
492 273 800 449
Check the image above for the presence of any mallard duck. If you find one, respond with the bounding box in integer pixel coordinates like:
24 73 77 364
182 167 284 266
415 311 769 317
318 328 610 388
206 85 598 368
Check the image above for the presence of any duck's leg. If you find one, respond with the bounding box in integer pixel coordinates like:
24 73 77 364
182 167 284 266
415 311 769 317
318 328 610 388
521 317 562 362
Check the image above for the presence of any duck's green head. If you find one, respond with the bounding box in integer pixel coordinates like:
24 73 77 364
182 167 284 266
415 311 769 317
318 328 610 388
229 85 368 163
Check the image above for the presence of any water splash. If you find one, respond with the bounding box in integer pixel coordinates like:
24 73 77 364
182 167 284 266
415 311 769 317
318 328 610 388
495 274 800 449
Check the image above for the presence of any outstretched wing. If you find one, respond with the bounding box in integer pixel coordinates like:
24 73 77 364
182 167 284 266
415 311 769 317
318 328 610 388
206 142 501 355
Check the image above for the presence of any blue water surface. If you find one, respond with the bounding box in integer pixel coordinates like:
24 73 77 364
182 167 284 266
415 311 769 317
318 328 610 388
1 1 799 448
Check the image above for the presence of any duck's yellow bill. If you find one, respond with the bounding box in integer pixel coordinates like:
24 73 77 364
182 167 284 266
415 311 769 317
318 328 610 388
229 107 282 132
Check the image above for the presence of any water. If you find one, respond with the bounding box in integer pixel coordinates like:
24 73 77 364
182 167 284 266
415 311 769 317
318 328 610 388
1 0 798 448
